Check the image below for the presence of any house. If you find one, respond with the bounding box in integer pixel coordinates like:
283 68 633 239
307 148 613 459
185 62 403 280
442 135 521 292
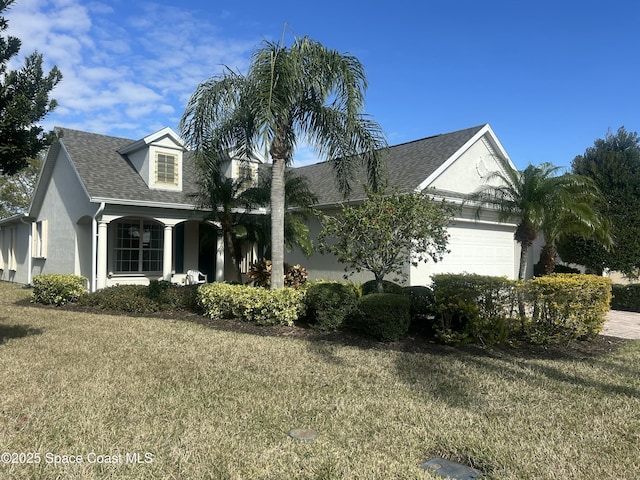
287 124 533 284
0 127 263 291
0 123 534 291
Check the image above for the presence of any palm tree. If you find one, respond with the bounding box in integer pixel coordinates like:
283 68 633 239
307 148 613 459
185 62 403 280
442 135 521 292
536 192 612 275
194 154 318 284
193 152 258 284
468 159 609 280
181 35 386 289
241 168 319 259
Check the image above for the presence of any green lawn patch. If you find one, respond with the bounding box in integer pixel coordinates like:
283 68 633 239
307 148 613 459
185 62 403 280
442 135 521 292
1 283 638 479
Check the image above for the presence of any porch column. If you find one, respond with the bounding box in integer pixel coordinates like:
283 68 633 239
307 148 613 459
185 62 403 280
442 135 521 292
96 221 108 290
163 225 173 281
215 234 224 282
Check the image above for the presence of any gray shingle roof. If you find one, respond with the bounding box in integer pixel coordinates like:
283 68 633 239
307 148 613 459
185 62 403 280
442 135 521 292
54 124 485 208
57 128 200 206
293 124 486 205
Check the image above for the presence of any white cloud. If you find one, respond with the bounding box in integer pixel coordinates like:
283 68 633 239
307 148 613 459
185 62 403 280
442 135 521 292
4 0 259 138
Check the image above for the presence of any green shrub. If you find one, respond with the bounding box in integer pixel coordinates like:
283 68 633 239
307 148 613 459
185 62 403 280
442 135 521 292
78 282 201 314
148 281 199 311
79 284 158 314
31 274 87 306
361 279 404 295
402 285 435 335
303 281 360 330
247 260 308 289
197 283 305 326
523 274 612 344
611 283 640 312
148 279 172 299
431 274 519 345
351 293 410 342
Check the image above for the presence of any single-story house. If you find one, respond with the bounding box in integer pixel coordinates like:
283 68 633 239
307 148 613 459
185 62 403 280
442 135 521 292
287 124 536 284
0 123 537 291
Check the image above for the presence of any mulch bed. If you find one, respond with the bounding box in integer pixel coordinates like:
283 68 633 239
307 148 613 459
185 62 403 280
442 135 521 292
22 298 631 361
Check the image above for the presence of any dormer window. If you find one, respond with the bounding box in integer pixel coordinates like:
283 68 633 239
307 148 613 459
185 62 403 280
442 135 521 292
156 152 178 185
118 128 185 192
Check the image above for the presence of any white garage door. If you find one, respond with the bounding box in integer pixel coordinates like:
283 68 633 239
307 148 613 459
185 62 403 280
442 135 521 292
411 221 516 285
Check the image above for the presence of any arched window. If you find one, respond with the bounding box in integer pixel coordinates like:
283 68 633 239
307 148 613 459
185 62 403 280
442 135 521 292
113 219 163 273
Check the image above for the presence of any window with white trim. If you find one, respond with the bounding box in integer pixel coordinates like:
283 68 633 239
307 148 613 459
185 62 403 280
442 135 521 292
32 220 48 258
113 219 163 273
155 152 178 185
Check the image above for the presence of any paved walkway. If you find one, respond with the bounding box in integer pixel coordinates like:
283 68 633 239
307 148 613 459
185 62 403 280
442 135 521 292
602 310 640 339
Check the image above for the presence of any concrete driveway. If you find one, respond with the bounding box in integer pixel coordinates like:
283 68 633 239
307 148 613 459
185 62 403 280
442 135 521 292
602 310 640 339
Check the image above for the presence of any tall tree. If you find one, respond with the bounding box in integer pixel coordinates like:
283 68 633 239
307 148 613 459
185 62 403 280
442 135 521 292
181 35 386 289
194 152 317 283
0 154 40 217
1 0 62 175
559 127 640 276
468 159 606 280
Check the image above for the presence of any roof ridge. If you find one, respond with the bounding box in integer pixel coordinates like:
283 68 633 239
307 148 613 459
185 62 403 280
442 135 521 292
292 124 487 171
388 124 487 149
55 126 136 143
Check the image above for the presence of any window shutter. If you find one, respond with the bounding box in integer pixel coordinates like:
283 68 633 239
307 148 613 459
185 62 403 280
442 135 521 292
40 220 48 258
32 222 37 254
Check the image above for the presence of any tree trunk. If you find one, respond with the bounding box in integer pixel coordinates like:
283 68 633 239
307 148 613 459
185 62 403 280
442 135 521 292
517 243 529 281
224 229 243 284
375 275 384 294
270 157 286 289
538 243 557 275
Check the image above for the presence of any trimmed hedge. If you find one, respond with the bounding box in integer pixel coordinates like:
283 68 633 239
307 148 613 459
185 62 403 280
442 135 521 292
431 274 518 345
303 281 360 330
522 273 611 344
611 283 640 312
31 274 87 306
197 282 305 326
79 282 200 314
350 293 411 341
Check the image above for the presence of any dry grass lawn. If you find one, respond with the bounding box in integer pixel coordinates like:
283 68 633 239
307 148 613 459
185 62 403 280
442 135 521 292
0 283 639 479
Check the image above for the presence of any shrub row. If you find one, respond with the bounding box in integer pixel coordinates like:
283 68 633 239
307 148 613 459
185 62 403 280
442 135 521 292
349 293 411 341
429 273 612 345
611 283 640 312
32 272 612 346
78 280 200 314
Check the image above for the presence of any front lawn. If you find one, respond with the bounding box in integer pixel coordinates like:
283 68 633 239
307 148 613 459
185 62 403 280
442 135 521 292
1 283 639 479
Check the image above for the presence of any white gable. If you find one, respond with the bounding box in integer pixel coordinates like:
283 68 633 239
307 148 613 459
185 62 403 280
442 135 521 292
417 124 515 195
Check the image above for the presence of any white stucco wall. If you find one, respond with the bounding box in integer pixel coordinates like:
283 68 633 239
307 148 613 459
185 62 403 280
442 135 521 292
0 222 31 285
429 135 505 193
34 149 96 279
285 212 385 285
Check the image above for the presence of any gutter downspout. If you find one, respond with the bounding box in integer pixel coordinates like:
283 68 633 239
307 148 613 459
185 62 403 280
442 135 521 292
92 203 106 293
19 215 32 286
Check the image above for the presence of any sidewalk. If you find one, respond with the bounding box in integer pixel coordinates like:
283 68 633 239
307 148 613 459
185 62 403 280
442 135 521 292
602 310 640 339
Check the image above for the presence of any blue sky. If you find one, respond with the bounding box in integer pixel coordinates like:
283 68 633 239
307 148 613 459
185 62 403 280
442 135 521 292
5 0 639 169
